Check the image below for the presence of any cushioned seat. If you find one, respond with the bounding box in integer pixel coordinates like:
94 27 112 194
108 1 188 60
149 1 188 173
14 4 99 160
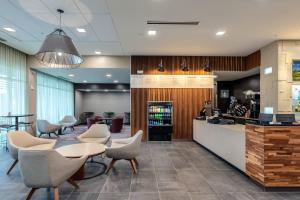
77 124 111 144
6 131 56 175
105 130 143 174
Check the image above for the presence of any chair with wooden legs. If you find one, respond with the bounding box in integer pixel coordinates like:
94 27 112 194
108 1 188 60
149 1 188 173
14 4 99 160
18 149 87 200
105 130 143 174
6 131 56 175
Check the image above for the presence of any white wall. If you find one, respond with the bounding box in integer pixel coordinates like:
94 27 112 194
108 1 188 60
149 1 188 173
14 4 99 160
78 92 130 116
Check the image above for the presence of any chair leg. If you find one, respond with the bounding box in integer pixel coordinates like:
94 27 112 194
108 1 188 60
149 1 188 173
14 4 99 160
133 158 139 167
6 159 18 175
106 159 117 174
25 188 37 200
129 159 138 174
67 179 79 189
53 132 60 137
53 187 59 200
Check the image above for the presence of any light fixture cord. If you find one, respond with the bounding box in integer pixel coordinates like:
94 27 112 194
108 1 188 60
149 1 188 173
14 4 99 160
59 11 62 30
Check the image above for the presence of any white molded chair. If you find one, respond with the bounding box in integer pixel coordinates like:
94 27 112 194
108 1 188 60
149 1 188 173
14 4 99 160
105 130 143 174
77 124 111 144
6 131 56 175
37 120 62 138
59 115 77 132
18 149 87 200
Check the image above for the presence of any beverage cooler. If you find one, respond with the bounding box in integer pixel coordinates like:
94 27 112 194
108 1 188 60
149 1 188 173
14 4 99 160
147 101 173 141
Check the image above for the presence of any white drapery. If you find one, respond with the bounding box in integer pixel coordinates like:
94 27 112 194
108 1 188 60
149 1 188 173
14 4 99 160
37 72 74 123
0 43 27 116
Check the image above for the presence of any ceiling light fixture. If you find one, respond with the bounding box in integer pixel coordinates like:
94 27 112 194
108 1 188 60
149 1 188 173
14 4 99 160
122 89 127 92
148 30 157 36
104 89 109 92
83 80 87 83
106 74 112 78
68 74 74 77
35 9 83 68
3 27 16 32
95 51 102 55
113 80 119 83
181 59 189 72
76 28 86 33
216 31 226 36
158 59 165 72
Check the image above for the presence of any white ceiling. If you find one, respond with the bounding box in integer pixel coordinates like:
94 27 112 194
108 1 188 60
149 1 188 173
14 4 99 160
37 68 130 83
214 67 260 81
1 0 300 56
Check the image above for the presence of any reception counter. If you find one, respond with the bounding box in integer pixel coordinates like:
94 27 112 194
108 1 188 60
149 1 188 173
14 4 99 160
193 120 300 188
193 120 246 171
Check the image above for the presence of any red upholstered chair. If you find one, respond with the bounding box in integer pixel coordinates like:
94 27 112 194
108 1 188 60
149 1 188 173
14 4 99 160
87 116 103 128
110 117 123 133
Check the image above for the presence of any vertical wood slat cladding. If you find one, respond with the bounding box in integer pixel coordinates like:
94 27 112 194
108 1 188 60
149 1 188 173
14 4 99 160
131 88 212 140
246 124 300 187
131 52 261 74
245 50 261 70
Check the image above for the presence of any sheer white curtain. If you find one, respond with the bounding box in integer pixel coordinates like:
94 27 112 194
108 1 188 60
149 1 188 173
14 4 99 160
0 43 27 116
37 72 74 123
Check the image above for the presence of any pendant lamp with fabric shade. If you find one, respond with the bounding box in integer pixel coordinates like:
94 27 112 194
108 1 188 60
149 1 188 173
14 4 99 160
35 9 83 68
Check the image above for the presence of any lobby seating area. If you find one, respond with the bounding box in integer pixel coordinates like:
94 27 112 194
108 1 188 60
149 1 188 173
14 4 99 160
2 0 300 199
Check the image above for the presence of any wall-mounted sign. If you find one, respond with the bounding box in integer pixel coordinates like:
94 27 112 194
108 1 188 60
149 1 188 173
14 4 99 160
131 75 215 88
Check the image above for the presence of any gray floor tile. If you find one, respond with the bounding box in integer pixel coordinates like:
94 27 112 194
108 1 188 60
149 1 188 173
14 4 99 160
98 193 129 200
159 192 191 200
67 192 99 200
129 192 160 200
189 193 220 200
217 192 254 200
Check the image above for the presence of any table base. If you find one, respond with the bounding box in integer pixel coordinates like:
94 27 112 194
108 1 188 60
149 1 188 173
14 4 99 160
72 160 107 180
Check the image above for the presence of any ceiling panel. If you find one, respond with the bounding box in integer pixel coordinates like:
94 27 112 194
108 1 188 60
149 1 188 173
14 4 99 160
88 14 119 42
76 42 123 55
40 0 80 14
36 68 130 83
9 0 50 13
74 0 109 14
0 17 36 41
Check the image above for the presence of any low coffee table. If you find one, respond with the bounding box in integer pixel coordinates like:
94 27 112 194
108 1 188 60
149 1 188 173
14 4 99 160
56 143 107 180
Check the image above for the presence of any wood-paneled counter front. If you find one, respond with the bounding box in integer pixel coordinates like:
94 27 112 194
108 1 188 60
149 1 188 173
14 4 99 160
246 124 300 187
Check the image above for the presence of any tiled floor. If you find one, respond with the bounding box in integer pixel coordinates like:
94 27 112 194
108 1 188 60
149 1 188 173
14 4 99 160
0 141 300 200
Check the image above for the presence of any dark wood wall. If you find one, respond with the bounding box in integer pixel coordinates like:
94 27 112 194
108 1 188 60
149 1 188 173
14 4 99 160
131 51 260 140
131 88 212 140
131 51 261 74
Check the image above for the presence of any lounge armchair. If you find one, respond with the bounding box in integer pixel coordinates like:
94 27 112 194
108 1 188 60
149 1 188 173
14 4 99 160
6 131 56 175
59 115 77 132
37 120 62 138
105 130 143 174
18 149 87 200
77 124 111 144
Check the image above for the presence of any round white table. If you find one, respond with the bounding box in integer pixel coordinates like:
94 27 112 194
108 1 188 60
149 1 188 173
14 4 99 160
56 143 107 180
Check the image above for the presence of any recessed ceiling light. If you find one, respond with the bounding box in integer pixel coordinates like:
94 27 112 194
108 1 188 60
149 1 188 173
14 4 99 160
76 28 86 33
104 89 109 92
148 30 157 36
106 74 112 78
3 27 16 32
83 80 87 83
216 31 226 36
122 89 127 92
86 89 91 92
113 80 119 83
57 52 62 56
95 51 102 55
68 74 75 77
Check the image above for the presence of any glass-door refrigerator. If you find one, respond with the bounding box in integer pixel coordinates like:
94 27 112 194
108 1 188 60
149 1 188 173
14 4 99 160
147 101 173 141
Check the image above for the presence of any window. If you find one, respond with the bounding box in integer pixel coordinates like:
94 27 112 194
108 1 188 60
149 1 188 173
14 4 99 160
0 43 27 116
37 72 74 123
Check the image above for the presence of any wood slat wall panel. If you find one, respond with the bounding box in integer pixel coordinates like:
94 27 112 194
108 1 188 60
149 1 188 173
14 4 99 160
131 88 212 140
246 124 300 187
131 52 261 74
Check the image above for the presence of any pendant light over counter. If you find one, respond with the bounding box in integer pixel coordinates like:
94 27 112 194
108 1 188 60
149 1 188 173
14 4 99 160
35 9 83 68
